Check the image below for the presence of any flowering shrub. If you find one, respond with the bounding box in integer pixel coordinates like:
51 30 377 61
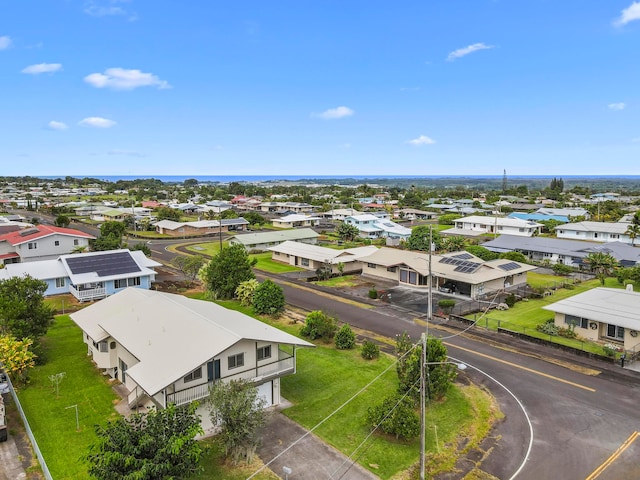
603 343 623 357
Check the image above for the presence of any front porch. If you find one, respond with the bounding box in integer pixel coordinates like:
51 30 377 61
70 283 107 302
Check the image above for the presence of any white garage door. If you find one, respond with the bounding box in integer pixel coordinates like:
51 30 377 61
256 381 273 406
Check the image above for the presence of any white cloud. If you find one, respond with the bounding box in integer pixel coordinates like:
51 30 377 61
78 117 116 128
84 67 171 90
313 106 354 120
613 2 640 26
447 43 494 61
406 135 436 146
107 149 146 157
84 0 136 20
22 63 62 74
0 36 12 50
47 121 68 131
608 102 626 110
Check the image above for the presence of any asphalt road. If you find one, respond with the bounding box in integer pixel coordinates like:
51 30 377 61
262 273 640 480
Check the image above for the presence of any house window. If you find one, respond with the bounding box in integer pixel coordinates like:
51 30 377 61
74 239 79 245
55 278 66 288
98 341 108 353
387 266 397 273
54 240 60 246
28 242 37 250
228 353 244 369
565 314 588 329
367 263 377 269
114 279 127 289
127 277 141 287
301 258 310 267
257 345 271 361
183 367 203 383
606 324 625 340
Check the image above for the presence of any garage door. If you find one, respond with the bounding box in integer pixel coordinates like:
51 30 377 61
256 381 273 406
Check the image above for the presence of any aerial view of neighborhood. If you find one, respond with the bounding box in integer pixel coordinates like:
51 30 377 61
2 1 640 479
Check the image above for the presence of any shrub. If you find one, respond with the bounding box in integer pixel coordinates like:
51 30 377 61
368 289 378 299
504 294 516 308
537 319 559 335
366 394 420 440
300 310 338 342
557 327 577 339
361 340 380 360
334 324 356 350
552 263 574 276
438 299 456 315
252 279 285 316
235 279 259 307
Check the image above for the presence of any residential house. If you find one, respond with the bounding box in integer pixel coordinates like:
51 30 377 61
396 209 437 221
0 249 160 301
70 288 313 429
228 228 319 252
442 216 543 238
482 236 640 268
268 241 378 274
555 221 636 244
343 214 412 240
154 218 249 237
359 247 536 300
320 208 361 221
0 225 94 264
543 287 640 352
272 214 321 229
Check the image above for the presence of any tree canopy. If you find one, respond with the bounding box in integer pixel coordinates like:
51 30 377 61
0 276 54 342
200 244 256 299
252 279 285 316
583 252 619 285
92 221 126 251
86 403 204 480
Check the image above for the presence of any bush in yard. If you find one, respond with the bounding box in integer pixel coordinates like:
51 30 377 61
334 323 355 350
504 294 516 308
300 310 338 342
557 327 577 339
368 288 378 299
361 340 380 360
536 320 559 336
235 279 259 307
366 394 420 440
552 263 574 276
252 279 285 316
438 299 456 314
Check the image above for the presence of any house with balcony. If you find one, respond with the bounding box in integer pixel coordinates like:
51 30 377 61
343 214 412 240
543 287 640 353
442 216 543 238
0 225 94 265
70 288 313 431
0 249 160 302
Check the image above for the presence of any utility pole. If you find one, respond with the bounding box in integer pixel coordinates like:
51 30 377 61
420 225 433 480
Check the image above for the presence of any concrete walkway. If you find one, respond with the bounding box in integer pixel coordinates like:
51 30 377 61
257 407 379 480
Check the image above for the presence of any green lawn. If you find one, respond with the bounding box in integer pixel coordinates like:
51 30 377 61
250 252 304 273
470 276 627 355
184 240 228 256
314 274 364 288
17 315 120 479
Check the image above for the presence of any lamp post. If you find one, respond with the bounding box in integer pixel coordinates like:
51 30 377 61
420 359 467 480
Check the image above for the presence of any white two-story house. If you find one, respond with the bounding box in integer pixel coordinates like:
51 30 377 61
70 288 313 431
444 216 543 237
555 222 635 244
343 214 412 240
0 225 94 264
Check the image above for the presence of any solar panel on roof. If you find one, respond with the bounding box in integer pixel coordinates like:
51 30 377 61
19 227 40 237
498 262 521 271
452 253 473 260
65 251 141 277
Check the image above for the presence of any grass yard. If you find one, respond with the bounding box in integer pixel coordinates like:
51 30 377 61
526 271 575 290
314 274 365 288
471 276 627 355
250 252 304 274
183 240 228 257
17 315 120 479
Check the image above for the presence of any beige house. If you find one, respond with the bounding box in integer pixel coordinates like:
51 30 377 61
543 287 640 351
359 247 535 299
272 214 321 229
268 241 377 274
71 288 313 432
154 218 249 236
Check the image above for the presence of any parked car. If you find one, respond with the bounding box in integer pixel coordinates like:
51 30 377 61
439 282 457 294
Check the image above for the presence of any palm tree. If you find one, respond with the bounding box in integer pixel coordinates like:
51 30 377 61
625 223 640 246
442 236 466 253
583 252 619 285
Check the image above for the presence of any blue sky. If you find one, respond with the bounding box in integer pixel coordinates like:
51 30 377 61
1 1 639 177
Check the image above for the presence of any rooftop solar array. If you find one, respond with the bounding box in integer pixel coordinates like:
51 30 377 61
19 227 40 237
65 251 141 277
498 262 521 271
439 256 481 273
452 253 473 260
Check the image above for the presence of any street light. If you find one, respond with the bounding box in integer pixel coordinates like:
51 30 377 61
419 353 467 480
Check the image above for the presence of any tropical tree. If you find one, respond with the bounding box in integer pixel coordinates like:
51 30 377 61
156 206 181 222
441 235 466 253
335 222 359 242
92 221 126 251
252 279 285 316
583 252 619 285
208 379 268 464
625 223 640 246
172 255 206 286
464 245 499 261
0 276 54 342
499 251 529 264
0 335 36 384
200 244 256 299
86 403 204 480
54 215 71 228
300 310 338 342
129 243 152 257
405 225 442 252
235 279 260 307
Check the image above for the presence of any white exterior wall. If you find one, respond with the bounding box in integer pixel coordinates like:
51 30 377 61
556 229 631 244
361 263 399 281
16 235 91 262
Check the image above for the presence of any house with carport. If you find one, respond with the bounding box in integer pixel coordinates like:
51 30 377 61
543 287 640 352
359 247 536 300
70 288 313 433
268 241 377 274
